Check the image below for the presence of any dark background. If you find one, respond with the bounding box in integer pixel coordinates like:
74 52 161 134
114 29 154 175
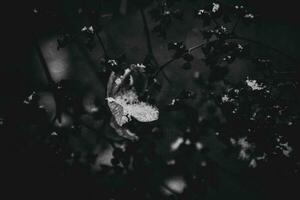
2 0 300 199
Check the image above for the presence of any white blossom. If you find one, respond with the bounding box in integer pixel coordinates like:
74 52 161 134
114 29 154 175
108 59 117 66
136 63 146 69
278 142 293 157
171 137 184 151
167 160 176 165
236 137 255 160
212 3 220 13
81 26 94 33
249 159 257 168
195 142 204 150
244 13 254 19
164 176 186 194
51 132 58 136
198 9 205 16
221 94 233 103
246 77 266 90
23 91 36 104
185 139 191 145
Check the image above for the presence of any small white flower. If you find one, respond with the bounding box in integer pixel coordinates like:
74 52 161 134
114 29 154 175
24 91 36 104
170 99 178 106
198 9 205 16
108 59 118 66
114 78 122 85
171 137 184 151
244 13 254 19
232 108 237 114
185 139 191 145
256 153 267 160
194 71 200 79
51 132 58 136
212 3 220 13
246 77 265 90
230 138 236 145
221 94 232 102
81 26 87 32
237 137 255 160
237 44 243 51
88 26 94 33
164 176 186 194
136 63 146 69
278 142 293 157
195 142 203 150
220 26 226 31
167 160 176 165
81 26 94 33
249 159 257 168
163 10 171 15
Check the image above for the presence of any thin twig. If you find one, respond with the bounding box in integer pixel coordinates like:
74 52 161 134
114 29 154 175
140 8 172 84
154 41 208 78
33 36 63 123
81 2 109 59
33 37 56 86
146 32 298 93
140 8 154 56
95 30 109 59
143 41 208 95
231 18 240 34
234 35 299 64
211 17 220 27
79 118 117 148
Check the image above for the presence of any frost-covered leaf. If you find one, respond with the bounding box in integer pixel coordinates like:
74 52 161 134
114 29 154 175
107 90 159 126
106 64 159 140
